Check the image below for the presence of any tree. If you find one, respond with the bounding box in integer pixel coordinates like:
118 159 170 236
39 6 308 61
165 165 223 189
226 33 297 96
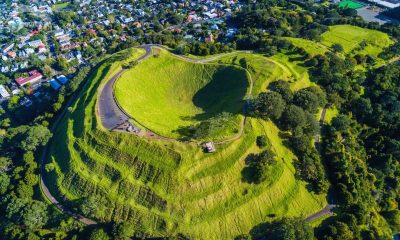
18 125 52 152
6 198 48 229
54 56 69 72
332 43 344 53
251 218 315 240
28 55 44 69
16 182 34 198
112 222 135 240
252 91 286 120
0 173 10 194
318 221 354 240
281 105 306 132
268 80 293 103
243 150 277 184
0 157 12 173
293 89 320 113
303 86 327 107
383 210 400 232
7 95 20 111
89 228 110 240
256 135 269 148
0 74 10 84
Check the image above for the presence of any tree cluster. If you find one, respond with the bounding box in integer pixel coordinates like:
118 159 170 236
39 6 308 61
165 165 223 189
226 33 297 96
249 81 328 193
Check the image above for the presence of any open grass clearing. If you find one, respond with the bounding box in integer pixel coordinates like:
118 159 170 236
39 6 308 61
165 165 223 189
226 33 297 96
52 2 69 10
321 25 394 55
283 37 329 56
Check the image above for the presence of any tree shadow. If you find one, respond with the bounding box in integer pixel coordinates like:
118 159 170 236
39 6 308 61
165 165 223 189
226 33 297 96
241 154 258 183
172 125 196 141
191 65 249 121
241 166 258 184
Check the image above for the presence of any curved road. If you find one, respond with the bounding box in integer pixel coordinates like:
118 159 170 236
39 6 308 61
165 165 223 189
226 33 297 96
40 44 335 226
98 45 152 130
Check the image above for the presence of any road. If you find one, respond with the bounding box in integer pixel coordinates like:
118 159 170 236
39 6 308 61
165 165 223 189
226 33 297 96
305 204 336 222
98 45 152 130
305 104 337 222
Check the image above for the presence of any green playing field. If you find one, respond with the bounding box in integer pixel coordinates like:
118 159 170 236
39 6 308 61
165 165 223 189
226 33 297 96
338 0 365 9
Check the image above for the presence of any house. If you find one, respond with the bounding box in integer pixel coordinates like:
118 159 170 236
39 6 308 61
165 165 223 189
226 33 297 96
205 34 214 43
2 43 14 53
15 70 43 86
49 79 61 91
20 97 32 107
203 142 216 153
0 85 10 99
54 29 65 38
28 39 43 48
7 51 16 58
57 75 69 84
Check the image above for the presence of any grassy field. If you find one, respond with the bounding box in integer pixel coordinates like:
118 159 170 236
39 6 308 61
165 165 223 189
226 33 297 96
44 46 327 239
321 25 393 55
213 50 315 94
114 50 250 140
284 37 329 56
338 0 365 9
52 2 69 10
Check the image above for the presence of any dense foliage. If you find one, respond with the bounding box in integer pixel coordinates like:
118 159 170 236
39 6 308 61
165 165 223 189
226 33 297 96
249 81 328 193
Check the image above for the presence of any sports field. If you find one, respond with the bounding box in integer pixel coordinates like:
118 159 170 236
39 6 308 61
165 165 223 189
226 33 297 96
45 47 327 239
338 0 365 9
321 25 393 55
115 50 250 140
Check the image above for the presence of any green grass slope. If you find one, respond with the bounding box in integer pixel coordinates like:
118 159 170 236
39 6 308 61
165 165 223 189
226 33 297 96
45 47 326 240
284 37 329 56
114 50 250 140
321 25 393 55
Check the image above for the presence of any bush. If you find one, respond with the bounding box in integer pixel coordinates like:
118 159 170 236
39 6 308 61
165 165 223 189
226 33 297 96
256 135 269 148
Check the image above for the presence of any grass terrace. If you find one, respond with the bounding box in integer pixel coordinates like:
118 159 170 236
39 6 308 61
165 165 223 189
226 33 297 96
45 46 328 239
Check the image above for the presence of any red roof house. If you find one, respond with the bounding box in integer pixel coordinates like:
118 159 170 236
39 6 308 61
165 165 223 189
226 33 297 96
15 70 43 86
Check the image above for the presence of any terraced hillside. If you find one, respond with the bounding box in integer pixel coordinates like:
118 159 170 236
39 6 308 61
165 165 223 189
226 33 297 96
44 47 326 239
114 49 250 140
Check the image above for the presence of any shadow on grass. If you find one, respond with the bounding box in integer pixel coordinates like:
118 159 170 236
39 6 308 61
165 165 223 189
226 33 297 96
72 64 111 137
191 65 249 121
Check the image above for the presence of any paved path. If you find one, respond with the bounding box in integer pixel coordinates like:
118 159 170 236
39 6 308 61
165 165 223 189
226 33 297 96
305 204 336 222
306 104 337 222
98 45 152 130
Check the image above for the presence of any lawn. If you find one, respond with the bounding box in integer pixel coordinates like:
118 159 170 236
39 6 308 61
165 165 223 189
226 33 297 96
321 25 394 55
45 46 327 240
114 49 250 140
52 2 69 10
284 37 329 56
338 0 365 9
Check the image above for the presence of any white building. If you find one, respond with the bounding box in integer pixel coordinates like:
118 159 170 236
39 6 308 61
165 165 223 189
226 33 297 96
0 85 10 99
